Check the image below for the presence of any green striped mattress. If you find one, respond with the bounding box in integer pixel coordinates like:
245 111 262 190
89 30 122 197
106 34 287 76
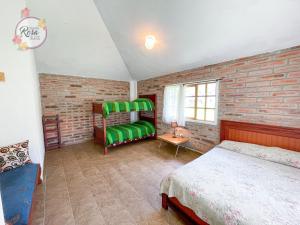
106 120 155 146
102 98 154 118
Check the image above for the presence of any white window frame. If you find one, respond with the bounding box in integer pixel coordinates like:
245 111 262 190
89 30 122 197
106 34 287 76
184 80 219 126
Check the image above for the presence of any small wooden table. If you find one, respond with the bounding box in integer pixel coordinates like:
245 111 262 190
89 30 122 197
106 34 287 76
158 133 189 157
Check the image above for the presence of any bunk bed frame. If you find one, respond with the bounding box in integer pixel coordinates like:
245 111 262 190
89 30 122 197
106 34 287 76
92 94 157 154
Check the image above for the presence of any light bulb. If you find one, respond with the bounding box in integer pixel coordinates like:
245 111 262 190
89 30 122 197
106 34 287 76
145 35 156 50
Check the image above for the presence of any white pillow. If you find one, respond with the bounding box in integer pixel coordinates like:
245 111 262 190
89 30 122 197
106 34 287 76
218 140 300 169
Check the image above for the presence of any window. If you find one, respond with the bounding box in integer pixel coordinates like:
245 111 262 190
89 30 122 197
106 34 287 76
162 84 186 126
184 81 218 124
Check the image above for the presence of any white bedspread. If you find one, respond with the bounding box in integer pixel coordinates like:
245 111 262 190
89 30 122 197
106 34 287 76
160 146 300 225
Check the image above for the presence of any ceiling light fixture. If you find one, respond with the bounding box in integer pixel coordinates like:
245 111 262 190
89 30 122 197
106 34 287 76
145 35 156 50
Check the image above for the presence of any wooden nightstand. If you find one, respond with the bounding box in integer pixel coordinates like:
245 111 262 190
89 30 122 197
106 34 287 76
158 133 189 157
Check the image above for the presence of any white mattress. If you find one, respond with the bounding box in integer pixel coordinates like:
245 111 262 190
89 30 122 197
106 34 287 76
160 145 300 225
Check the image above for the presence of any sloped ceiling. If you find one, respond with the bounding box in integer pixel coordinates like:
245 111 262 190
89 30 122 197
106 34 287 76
27 0 132 81
94 0 300 80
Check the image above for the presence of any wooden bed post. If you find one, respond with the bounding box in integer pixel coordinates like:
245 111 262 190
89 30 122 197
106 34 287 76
138 94 158 139
162 193 168 210
92 109 96 128
37 165 42 185
92 104 96 142
102 117 108 155
104 147 108 155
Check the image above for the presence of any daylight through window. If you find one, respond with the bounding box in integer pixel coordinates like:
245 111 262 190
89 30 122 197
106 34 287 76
184 81 218 123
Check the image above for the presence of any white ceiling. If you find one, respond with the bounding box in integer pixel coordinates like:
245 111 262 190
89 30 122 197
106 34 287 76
26 0 300 81
94 0 300 80
27 0 132 81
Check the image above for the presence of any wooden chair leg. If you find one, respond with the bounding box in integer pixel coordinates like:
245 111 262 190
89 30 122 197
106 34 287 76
37 165 42 185
162 193 168 210
104 147 108 155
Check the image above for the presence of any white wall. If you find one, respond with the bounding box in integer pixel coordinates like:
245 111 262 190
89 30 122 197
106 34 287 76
0 1 45 171
95 0 300 80
130 80 138 122
27 0 132 81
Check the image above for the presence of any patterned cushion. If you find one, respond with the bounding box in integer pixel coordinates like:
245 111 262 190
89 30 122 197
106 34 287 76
0 141 31 173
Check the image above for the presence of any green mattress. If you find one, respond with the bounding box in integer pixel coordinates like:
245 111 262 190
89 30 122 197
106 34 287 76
106 120 155 146
102 98 154 118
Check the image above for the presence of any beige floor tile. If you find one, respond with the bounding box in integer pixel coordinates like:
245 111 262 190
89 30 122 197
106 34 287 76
32 140 199 225
69 191 94 204
45 201 73 218
101 208 137 225
45 212 75 225
31 216 44 225
75 213 106 225
71 200 98 217
45 189 69 201
45 180 68 192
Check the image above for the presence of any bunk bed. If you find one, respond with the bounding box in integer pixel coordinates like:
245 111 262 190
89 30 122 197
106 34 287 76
92 95 157 154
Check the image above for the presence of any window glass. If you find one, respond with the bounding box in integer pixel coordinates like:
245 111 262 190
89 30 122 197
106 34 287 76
206 109 215 121
185 97 195 107
206 97 216 108
196 108 205 120
197 84 206 96
197 97 205 108
185 108 194 118
185 86 196 96
207 83 216 96
184 81 218 124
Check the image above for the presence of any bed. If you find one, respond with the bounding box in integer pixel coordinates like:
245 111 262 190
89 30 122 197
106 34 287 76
161 120 300 225
93 95 157 154
106 120 156 146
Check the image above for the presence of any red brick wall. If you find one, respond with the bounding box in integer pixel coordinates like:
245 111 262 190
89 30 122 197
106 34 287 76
39 74 130 145
138 46 300 152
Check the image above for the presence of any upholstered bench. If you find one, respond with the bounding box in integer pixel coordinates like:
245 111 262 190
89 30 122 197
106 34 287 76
0 163 41 225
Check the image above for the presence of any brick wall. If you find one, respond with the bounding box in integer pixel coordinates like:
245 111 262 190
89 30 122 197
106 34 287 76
138 46 300 152
40 74 130 145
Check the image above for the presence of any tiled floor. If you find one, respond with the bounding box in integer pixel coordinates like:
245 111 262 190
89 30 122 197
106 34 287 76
31 140 200 225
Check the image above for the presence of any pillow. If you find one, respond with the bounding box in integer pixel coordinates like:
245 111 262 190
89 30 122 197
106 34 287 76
0 140 31 173
218 140 300 169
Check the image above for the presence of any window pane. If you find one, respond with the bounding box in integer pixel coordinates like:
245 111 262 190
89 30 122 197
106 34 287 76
197 84 206 96
185 97 195 107
206 109 215 121
197 97 205 108
185 86 195 96
196 108 205 120
206 97 216 108
207 82 216 96
185 108 195 118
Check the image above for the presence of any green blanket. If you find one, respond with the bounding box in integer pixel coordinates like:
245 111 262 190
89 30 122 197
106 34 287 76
102 98 154 118
106 120 155 146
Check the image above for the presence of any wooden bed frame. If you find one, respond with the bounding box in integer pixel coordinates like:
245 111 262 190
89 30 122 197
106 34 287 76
28 166 42 225
92 94 157 154
162 120 300 225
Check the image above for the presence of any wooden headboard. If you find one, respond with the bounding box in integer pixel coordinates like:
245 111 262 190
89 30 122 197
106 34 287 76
220 120 300 152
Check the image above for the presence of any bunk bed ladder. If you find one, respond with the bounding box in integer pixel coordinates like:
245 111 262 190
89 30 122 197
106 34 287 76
42 115 62 151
